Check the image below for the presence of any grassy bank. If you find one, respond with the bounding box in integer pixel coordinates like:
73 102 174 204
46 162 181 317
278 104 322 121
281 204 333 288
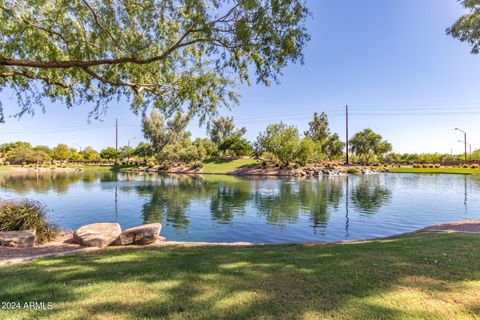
389 167 480 174
1 232 479 319
201 158 259 174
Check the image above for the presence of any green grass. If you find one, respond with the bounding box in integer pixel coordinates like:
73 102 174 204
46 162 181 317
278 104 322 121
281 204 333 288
1 232 480 319
389 167 480 174
201 158 259 174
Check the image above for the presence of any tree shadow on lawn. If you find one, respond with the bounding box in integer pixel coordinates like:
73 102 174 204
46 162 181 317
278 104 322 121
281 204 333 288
0 232 480 319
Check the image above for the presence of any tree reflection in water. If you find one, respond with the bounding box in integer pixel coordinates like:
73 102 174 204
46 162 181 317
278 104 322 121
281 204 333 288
350 175 392 215
0 171 398 235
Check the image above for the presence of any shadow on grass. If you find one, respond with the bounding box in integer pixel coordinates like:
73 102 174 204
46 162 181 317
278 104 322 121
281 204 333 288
1 233 480 319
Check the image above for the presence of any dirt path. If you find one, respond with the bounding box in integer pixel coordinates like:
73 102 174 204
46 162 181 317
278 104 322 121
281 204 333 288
423 220 480 233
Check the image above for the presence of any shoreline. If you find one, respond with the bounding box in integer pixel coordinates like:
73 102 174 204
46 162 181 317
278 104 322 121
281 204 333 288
2 164 480 176
2 220 479 266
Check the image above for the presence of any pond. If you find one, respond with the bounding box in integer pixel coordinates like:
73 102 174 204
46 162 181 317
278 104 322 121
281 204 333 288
0 172 479 243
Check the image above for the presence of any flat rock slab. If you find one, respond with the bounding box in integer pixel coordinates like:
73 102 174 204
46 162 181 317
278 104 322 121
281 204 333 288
424 220 480 233
0 231 36 248
73 223 121 248
114 223 161 246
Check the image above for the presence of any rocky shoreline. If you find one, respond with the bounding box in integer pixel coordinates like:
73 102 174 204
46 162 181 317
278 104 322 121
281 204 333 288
3 220 480 266
133 164 383 177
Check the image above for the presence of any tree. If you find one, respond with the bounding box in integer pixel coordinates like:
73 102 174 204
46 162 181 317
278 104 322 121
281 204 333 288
297 137 318 166
0 141 32 157
6 145 34 164
304 112 330 146
134 142 154 164
0 1 310 122
193 138 217 158
448 1 480 54
323 133 345 161
218 135 252 156
52 144 71 161
119 146 134 161
256 122 300 166
142 110 168 153
349 128 392 164
210 117 240 145
82 146 101 161
32 150 52 164
33 145 52 157
69 148 84 161
100 147 119 160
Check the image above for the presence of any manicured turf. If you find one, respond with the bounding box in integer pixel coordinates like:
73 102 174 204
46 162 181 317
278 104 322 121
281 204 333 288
201 158 259 174
1 232 479 319
389 167 480 174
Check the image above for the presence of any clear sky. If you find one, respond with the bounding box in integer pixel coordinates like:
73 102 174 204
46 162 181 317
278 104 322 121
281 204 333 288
1 0 480 154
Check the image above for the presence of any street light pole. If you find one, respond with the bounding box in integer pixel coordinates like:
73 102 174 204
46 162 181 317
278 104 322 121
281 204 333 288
128 137 137 148
455 128 467 164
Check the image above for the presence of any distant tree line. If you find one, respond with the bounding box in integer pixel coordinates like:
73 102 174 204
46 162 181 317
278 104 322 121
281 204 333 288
2 112 477 167
0 141 154 165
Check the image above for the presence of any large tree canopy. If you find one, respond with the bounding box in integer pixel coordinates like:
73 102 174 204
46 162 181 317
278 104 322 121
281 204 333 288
448 0 480 54
0 0 310 122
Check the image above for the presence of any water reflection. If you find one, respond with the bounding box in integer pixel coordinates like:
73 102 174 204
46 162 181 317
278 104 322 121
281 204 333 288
350 175 392 215
0 171 478 242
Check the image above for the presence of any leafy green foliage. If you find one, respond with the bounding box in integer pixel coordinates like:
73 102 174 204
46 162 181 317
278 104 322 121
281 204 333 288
256 122 301 165
448 0 480 54
297 137 321 166
349 128 392 164
52 143 71 161
82 146 101 161
100 147 119 160
0 199 58 243
134 142 154 163
304 112 330 145
0 0 310 122
218 135 252 156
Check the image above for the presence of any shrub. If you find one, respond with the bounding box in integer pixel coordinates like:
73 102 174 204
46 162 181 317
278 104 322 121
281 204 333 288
347 167 360 174
0 199 58 243
191 162 203 169
147 160 156 167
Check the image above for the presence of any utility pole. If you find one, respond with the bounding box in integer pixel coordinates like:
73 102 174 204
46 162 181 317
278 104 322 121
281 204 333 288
115 118 119 163
115 118 118 151
345 105 349 165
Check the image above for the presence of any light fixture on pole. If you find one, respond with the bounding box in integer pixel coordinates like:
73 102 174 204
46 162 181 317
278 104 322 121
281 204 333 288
454 128 467 163
457 140 472 157
128 137 137 148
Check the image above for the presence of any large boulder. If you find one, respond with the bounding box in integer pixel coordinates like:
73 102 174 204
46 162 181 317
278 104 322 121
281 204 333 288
0 230 36 248
114 223 162 246
73 223 121 248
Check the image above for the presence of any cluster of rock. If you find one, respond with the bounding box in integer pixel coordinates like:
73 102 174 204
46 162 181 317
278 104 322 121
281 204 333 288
0 230 36 248
72 222 164 248
0 223 164 249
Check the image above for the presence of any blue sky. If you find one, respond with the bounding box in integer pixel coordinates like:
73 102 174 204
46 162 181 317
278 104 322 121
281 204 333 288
1 0 480 153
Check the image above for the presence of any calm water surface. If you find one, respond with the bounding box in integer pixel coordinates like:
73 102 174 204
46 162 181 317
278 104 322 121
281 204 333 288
0 172 479 243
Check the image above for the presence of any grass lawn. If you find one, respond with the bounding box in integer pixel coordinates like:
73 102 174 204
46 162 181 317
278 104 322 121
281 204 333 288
1 232 480 319
201 158 259 174
389 167 480 174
